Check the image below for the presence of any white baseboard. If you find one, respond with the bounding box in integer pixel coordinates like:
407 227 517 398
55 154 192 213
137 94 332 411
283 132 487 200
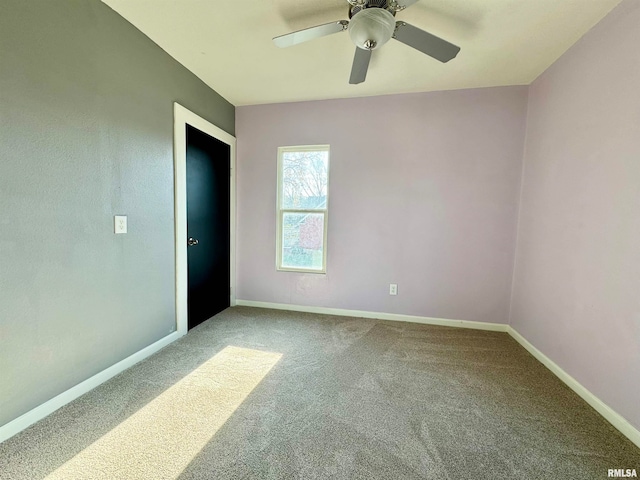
0 330 184 444
508 327 640 449
235 300 509 332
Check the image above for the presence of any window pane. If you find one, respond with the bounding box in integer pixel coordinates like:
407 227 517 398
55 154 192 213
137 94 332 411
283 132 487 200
282 213 324 270
281 150 328 210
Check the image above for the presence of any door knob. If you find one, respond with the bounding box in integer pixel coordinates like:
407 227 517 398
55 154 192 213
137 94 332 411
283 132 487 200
188 237 199 246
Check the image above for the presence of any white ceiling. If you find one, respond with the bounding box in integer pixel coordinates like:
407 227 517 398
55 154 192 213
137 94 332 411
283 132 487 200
101 0 621 106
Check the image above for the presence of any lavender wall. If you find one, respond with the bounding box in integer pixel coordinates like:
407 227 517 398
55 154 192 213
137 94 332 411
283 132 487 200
510 0 640 429
237 87 528 324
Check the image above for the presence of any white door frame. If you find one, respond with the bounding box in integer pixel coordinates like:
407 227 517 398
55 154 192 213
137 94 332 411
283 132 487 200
173 102 236 336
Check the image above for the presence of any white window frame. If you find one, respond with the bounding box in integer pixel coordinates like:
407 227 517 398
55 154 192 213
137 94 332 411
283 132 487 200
276 145 330 274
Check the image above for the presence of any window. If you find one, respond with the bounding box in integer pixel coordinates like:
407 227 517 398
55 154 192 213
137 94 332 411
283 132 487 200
277 145 330 273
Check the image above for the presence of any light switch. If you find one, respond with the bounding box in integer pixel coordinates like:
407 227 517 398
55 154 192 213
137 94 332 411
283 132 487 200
114 215 127 234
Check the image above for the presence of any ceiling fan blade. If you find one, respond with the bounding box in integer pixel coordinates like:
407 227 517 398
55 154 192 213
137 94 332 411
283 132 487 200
349 47 372 85
393 22 460 62
273 20 349 48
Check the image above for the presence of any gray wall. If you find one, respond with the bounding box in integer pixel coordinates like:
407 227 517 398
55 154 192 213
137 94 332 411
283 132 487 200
0 0 234 427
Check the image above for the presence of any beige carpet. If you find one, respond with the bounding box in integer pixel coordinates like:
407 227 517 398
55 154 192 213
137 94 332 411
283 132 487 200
1 306 638 479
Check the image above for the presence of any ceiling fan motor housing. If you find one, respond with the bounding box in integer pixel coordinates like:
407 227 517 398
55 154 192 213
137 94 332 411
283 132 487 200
348 7 396 50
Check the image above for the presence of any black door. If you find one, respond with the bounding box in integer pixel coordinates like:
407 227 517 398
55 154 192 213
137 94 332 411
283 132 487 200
186 124 230 330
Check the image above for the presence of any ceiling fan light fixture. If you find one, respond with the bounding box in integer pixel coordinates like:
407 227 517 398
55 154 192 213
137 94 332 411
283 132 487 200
348 8 396 50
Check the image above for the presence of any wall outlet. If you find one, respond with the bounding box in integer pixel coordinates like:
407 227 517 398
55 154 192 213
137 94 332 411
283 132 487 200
389 284 398 296
114 215 127 234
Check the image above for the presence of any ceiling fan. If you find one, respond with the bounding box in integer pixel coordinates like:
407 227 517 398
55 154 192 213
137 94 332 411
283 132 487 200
273 0 461 85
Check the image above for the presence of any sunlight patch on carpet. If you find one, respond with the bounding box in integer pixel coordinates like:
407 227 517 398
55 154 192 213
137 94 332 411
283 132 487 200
45 346 282 480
